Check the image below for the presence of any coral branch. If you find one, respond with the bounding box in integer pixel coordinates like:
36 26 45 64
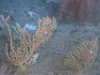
1 15 57 69
64 38 98 74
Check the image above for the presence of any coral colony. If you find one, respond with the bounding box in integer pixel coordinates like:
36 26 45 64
1 15 57 70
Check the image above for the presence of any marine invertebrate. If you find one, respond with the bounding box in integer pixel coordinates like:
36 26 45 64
58 0 95 22
1 15 57 70
64 38 98 75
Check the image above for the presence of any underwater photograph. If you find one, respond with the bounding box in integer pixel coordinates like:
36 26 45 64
0 0 100 75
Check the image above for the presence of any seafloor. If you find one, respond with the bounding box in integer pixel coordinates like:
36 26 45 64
0 0 100 75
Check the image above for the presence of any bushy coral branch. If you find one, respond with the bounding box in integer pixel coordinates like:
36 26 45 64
1 15 57 69
64 38 98 74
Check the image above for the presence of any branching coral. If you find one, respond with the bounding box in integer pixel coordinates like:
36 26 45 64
11 22 26 41
64 38 98 75
1 15 57 69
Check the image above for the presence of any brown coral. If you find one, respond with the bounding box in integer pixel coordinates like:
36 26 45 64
1 15 57 69
64 38 98 74
58 0 97 22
